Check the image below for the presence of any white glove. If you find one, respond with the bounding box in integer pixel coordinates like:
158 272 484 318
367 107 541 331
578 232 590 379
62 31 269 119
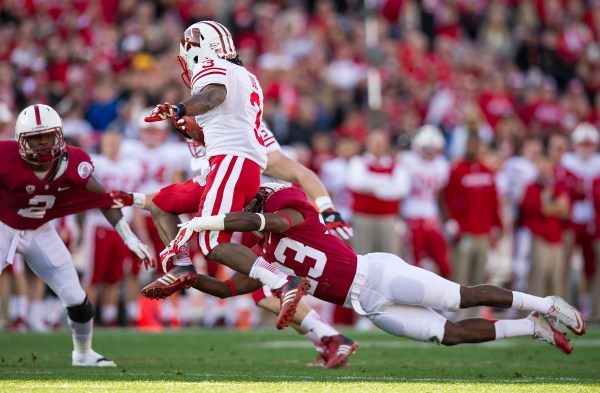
115 218 155 269
192 157 211 186
173 214 227 251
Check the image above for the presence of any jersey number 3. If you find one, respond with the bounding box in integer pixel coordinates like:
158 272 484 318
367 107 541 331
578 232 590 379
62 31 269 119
274 238 326 292
249 91 265 146
17 195 57 219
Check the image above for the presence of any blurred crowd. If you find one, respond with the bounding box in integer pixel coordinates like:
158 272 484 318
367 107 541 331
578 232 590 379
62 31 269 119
2 0 600 330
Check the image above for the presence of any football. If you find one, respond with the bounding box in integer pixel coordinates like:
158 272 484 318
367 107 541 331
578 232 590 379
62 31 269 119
179 116 204 144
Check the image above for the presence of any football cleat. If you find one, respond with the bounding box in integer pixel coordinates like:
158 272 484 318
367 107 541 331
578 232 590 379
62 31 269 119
527 312 572 355
306 351 328 368
545 296 586 336
274 276 311 330
141 265 197 300
72 350 117 367
321 334 358 369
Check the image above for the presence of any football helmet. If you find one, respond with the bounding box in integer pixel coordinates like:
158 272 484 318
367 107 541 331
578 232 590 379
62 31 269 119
245 183 287 213
178 21 237 88
15 104 65 165
412 124 444 159
186 139 206 158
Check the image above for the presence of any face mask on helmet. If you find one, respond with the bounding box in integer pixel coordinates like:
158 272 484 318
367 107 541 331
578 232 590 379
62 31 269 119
245 183 287 213
178 21 237 88
15 104 66 165
186 138 206 158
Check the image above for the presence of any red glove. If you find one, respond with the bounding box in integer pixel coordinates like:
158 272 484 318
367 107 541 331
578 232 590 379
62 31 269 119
109 190 145 209
145 103 184 122
321 209 353 240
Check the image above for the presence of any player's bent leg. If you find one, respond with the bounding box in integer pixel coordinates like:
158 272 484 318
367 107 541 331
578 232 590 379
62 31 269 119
368 304 447 344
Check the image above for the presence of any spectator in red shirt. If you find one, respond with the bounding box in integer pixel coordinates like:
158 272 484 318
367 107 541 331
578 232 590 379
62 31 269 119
521 154 570 298
444 131 502 306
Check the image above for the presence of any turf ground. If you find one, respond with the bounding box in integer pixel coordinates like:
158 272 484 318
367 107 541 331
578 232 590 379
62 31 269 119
1 325 599 392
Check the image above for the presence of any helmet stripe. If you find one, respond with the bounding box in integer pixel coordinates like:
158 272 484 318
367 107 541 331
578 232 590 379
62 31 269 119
201 21 231 54
34 105 41 125
212 21 235 54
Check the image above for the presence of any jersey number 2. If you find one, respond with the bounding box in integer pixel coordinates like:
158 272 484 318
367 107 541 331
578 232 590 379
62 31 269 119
274 238 326 292
17 195 57 219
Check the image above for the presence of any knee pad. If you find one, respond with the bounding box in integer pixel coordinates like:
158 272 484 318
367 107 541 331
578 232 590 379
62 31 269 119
67 296 95 323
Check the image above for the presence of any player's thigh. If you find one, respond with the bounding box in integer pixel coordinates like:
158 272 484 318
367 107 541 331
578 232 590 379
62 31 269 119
22 224 85 306
369 304 447 343
362 252 461 312
152 179 203 215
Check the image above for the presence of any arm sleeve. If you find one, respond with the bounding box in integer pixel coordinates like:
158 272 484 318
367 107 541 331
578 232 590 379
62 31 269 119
346 157 394 193
373 163 411 200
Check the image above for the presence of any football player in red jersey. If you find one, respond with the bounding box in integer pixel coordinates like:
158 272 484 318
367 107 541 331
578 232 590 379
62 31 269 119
0 104 154 367
113 118 356 367
175 184 586 358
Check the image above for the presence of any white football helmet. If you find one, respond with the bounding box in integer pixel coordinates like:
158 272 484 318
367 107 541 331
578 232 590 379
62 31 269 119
15 104 65 164
571 122 599 144
412 124 445 158
178 21 237 88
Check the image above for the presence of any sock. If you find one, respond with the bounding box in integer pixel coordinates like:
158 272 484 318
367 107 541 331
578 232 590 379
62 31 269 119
511 292 553 313
28 300 46 327
300 309 339 339
173 246 193 267
248 257 289 289
304 330 322 350
579 292 592 319
15 295 28 320
494 318 535 339
127 301 139 323
101 305 118 325
68 318 93 354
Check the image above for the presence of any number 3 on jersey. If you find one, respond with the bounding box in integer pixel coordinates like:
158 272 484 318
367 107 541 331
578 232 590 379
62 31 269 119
249 77 264 146
274 238 326 292
17 195 57 219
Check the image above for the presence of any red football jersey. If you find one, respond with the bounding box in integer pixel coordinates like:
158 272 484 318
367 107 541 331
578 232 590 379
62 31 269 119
0 141 113 230
259 187 358 306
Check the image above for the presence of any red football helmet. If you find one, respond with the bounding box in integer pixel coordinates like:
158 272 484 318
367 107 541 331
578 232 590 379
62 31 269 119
15 104 66 165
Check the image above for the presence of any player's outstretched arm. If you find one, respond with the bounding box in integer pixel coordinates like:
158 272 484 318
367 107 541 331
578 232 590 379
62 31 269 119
264 151 353 239
144 84 227 122
171 208 304 251
192 272 262 299
86 176 155 269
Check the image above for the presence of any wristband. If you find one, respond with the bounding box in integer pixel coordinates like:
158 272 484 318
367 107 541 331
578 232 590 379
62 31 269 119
315 196 334 212
225 279 237 296
255 213 266 231
132 192 146 209
176 103 187 117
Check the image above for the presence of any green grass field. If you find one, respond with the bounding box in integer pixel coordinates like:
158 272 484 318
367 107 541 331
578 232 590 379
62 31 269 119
1 325 599 392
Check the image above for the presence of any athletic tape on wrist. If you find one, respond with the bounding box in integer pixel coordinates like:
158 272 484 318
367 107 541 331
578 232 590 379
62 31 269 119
315 196 334 212
255 213 266 231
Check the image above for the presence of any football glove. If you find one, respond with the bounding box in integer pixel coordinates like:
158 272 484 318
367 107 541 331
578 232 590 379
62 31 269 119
115 218 155 270
109 190 146 209
321 209 353 240
145 102 184 122
174 116 203 140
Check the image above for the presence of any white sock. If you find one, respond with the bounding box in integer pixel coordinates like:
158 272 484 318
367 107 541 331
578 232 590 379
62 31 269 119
300 309 339 339
127 301 139 323
494 318 535 339
68 318 93 354
8 296 27 321
173 246 193 267
28 300 46 326
511 292 553 313
304 330 322 350
579 292 592 319
101 305 118 325
248 257 288 289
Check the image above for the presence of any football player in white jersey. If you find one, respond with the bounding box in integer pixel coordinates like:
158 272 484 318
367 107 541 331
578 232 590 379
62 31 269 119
401 125 452 278
140 21 315 327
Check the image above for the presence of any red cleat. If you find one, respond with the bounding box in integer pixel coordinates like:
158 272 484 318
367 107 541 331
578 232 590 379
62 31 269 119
142 265 197 300
274 276 310 330
322 334 358 369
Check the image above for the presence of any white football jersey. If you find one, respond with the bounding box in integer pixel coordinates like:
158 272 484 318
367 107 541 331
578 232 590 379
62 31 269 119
120 140 189 194
561 152 600 224
259 123 281 155
500 156 538 206
87 154 143 227
401 151 449 219
191 58 268 170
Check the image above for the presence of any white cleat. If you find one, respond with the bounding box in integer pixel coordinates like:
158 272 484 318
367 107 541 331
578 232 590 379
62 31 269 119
545 296 586 336
527 312 572 355
72 350 117 367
